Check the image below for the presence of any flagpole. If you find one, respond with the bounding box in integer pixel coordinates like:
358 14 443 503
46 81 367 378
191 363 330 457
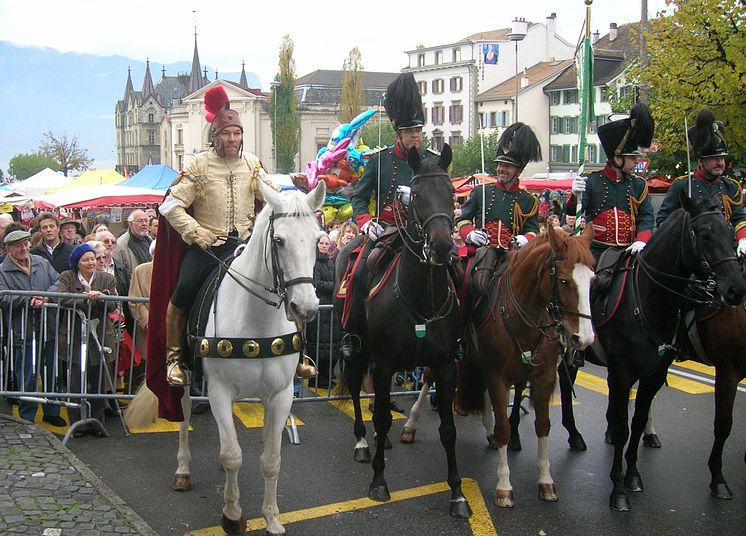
479 115 486 229
575 0 593 234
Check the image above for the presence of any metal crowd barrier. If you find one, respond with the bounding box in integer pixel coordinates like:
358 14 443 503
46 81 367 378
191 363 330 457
0 292 428 446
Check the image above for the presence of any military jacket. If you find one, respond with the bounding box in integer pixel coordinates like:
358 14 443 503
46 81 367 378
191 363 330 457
575 165 654 246
456 181 539 249
655 169 746 240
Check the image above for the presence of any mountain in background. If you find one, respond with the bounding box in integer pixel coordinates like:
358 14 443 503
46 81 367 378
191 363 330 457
0 41 261 173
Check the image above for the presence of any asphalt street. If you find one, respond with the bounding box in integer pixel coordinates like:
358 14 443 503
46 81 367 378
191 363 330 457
63 362 745 536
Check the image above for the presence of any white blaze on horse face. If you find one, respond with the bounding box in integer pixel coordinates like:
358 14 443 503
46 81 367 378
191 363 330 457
572 263 595 349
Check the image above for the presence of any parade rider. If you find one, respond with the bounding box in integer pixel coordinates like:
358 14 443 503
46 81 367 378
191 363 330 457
655 108 746 253
156 85 315 387
567 102 656 260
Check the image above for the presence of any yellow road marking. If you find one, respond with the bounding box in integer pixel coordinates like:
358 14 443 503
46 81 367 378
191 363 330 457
185 478 496 536
574 371 637 399
673 361 746 386
323 391 406 422
232 402 304 428
665 373 713 394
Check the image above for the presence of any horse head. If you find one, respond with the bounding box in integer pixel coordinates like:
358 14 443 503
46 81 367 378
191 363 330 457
257 180 327 323
680 192 746 306
406 144 455 265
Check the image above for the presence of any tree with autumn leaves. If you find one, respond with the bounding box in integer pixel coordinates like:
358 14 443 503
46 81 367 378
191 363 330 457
269 35 300 173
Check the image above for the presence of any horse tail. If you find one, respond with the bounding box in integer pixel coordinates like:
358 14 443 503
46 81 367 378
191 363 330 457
124 382 159 428
457 358 486 414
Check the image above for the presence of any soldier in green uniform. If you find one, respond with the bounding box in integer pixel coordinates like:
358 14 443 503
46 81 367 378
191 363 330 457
456 123 541 257
656 109 746 253
568 103 656 260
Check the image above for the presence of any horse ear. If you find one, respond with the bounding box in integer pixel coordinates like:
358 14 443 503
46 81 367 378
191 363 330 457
678 189 694 214
547 225 563 253
439 144 452 171
580 221 594 243
259 180 282 211
407 146 422 173
306 181 326 212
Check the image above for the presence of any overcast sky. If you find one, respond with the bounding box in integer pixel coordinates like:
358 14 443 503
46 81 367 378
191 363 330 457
0 0 671 90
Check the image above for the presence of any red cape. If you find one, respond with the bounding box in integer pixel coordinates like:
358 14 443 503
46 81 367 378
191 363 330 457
145 214 187 422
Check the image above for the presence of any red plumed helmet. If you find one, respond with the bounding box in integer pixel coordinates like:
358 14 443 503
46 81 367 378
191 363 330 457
204 86 230 123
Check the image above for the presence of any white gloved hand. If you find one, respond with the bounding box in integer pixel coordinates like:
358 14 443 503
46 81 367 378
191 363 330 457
396 185 411 206
737 238 746 256
514 234 528 248
466 229 489 246
571 176 587 194
189 226 218 250
361 220 384 241
626 241 646 255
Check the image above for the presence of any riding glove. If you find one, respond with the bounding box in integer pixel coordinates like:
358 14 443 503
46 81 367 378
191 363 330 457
188 226 218 250
513 235 528 248
737 238 746 256
397 185 411 206
571 176 587 194
626 241 646 255
361 220 384 241
466 229 489 246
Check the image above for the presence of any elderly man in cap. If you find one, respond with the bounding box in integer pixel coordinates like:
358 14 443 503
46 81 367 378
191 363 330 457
0 228 65 426
59 218 83 246
30 212 75 274
153 85 312 390
114 209 152 276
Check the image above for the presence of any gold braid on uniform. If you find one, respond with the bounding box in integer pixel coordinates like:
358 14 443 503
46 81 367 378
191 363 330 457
512 192 538 235
627 178 648 232
721 177 744 223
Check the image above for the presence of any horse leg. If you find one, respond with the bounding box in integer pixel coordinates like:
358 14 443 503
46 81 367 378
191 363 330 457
486 370 514 508
482 390 495 447
642 405 662 448
559 362 587 451
507 380 525 451
606 369 632 511
369 362 394 502
434 361 472 518
708 364 738 499
173 389 192 492
401 380 429 443
624 371 666 494
260 387 294 535
532 371 558 502
209 386 245 535
346 351 370 463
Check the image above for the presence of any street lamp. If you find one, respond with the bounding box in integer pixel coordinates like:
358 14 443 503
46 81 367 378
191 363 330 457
270 80 280 173
508 17 528 123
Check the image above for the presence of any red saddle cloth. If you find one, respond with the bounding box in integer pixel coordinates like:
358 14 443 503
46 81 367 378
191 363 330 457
336 245 364 331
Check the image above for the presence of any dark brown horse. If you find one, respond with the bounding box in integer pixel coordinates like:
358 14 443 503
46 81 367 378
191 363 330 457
459 223 596 508
334 145 472 518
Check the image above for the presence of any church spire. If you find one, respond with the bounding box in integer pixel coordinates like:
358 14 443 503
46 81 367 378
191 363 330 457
239 61 248 88
142 58 155 101
124 66 135 102
188 27 203 94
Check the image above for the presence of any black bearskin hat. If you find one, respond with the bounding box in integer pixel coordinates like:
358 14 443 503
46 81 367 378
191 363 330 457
688 109 728 159
384 73 425 130
494 122 542 169
597 102 655 158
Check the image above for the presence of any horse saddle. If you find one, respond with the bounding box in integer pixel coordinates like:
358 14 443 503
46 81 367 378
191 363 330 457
592 248 633 329
366 226 402 276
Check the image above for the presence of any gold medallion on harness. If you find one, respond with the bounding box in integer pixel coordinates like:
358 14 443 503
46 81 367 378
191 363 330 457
199 339 210 357
217 340 233 357
292 334 302 351
271 338 286 355
243 340 260 358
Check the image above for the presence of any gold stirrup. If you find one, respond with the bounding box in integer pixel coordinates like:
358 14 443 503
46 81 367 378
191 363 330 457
296 355 317 379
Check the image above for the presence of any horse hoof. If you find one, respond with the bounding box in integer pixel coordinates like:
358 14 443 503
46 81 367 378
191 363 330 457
400 427 416 444
609 492 631 512
507 434 522 452
568 435 587 451
449 498 473 518
172 474 191 492
487 434 501 450
624 473 644 492
604 431 613 444
369 483 391 502
221 514 246 535
538 483 559 502
354 447 371 463
494 490 515 508
643 433 662 448
710 482 733 500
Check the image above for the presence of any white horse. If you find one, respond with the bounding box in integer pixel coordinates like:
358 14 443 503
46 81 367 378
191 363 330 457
127 180 325 535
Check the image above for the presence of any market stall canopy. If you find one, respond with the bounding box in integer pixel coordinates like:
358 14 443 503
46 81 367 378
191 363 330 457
452 174 496 197
36 185 164 209
520 178 574 192
119 164 178 190
47 169 125 193
9 168 73 197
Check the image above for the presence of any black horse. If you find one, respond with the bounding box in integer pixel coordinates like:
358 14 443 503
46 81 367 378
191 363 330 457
334 144 471 518
594 194 746 511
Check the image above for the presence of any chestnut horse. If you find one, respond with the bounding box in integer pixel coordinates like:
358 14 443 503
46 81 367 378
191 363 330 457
459 223 596 508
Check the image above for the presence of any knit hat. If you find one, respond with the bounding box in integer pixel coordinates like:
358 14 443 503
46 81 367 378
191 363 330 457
69 243 97 270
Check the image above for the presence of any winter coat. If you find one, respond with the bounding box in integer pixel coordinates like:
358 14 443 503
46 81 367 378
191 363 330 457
56 270 118 366
30 241 75 274
306 252 339 364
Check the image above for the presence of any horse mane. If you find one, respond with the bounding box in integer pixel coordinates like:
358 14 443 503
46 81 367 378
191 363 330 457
253 189 315 231
508 228 594 275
